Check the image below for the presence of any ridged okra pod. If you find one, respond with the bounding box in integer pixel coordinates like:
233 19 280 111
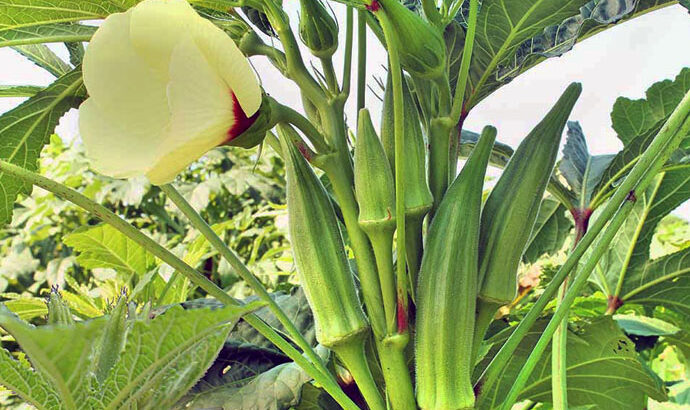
478 83 582 304
381 70 434 290
473 84 581 363
280 130 385 410
416 126 496 410
354 109 398 334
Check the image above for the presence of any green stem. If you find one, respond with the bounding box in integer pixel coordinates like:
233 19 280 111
377 335 416 410
334 339 387 410
273 99 331 153
404 214 424 302
160 184 328 380
477 90 690 402
551 278 569 410
342 7 354 96
357 9 367 112
369 230 398 335
449 0 478 125
428 118 453 216
589 156 639 210
0 160 358 410
378 11 409 332
320 57 339 93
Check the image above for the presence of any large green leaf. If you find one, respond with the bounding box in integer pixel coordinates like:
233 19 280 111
478 317 667 409
490 1 683 95
622 248 690 318
93 303 259 409
613 314 680 337
0 0 135 32
611 67 690 146
559 121 615 208
63 224 157 276
0 85 44 97
12 44 72 77
522 196 573 264
466 0 590 106
0 23 96 48
591 169 690 297
0 304 106 408
0 68 85 226
0 347 61 409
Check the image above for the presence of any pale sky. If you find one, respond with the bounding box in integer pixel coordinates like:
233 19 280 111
0 4 688 217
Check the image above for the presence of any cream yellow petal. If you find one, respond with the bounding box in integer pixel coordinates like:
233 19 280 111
145 37 234 185
128 0 197 80
193 18 262 117
82 11 169 130
79 98 163 179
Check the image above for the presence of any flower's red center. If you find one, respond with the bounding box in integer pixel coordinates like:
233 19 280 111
227 92 259 141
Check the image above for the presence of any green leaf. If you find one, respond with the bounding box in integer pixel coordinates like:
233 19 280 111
11 44 72 77
0 67 85 226
466 0 590 106
591 168 690 298
0 85 44 97
613 314 680 336
559 122 615 208
0 0 136 32
0 304 106 408
612 68 690 147
293 383 341 410
0 23 96 48
180 345 329 410
478 317 668 409
622 248 690 319
1 296 48 321
94 304 258 409
0 347 61 409
63 224 157 277
490 0 677 96
522 196 573 264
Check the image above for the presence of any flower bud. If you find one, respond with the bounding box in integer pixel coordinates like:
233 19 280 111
354 109 396 236
375 0 446 80
280 127 369 348
79 0 262 185
299 0 338 58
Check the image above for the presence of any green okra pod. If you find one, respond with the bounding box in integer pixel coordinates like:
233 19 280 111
478 83 582 304
416 126 497 410
354 109 398 334
280 127 386 410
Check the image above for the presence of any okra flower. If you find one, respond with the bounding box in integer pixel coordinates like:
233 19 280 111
79 0 262 185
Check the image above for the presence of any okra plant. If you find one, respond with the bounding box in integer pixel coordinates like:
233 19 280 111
0 0 689 409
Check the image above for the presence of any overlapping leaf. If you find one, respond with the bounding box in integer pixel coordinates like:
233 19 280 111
0 85 43 97
0 68 85 226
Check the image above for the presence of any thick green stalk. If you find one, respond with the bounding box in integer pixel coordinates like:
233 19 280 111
428 118 453 216
477 90 690 401
551 279 569 410
357 9 367 112
160 184 327 380
449 0 478 125
334 339 387 410
471 299 500 364
342 7 354 96
369 231 398 335
378 11 409 332
0 160 358 410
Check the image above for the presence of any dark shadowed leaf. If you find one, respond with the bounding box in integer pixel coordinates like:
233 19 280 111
522 197 573 264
